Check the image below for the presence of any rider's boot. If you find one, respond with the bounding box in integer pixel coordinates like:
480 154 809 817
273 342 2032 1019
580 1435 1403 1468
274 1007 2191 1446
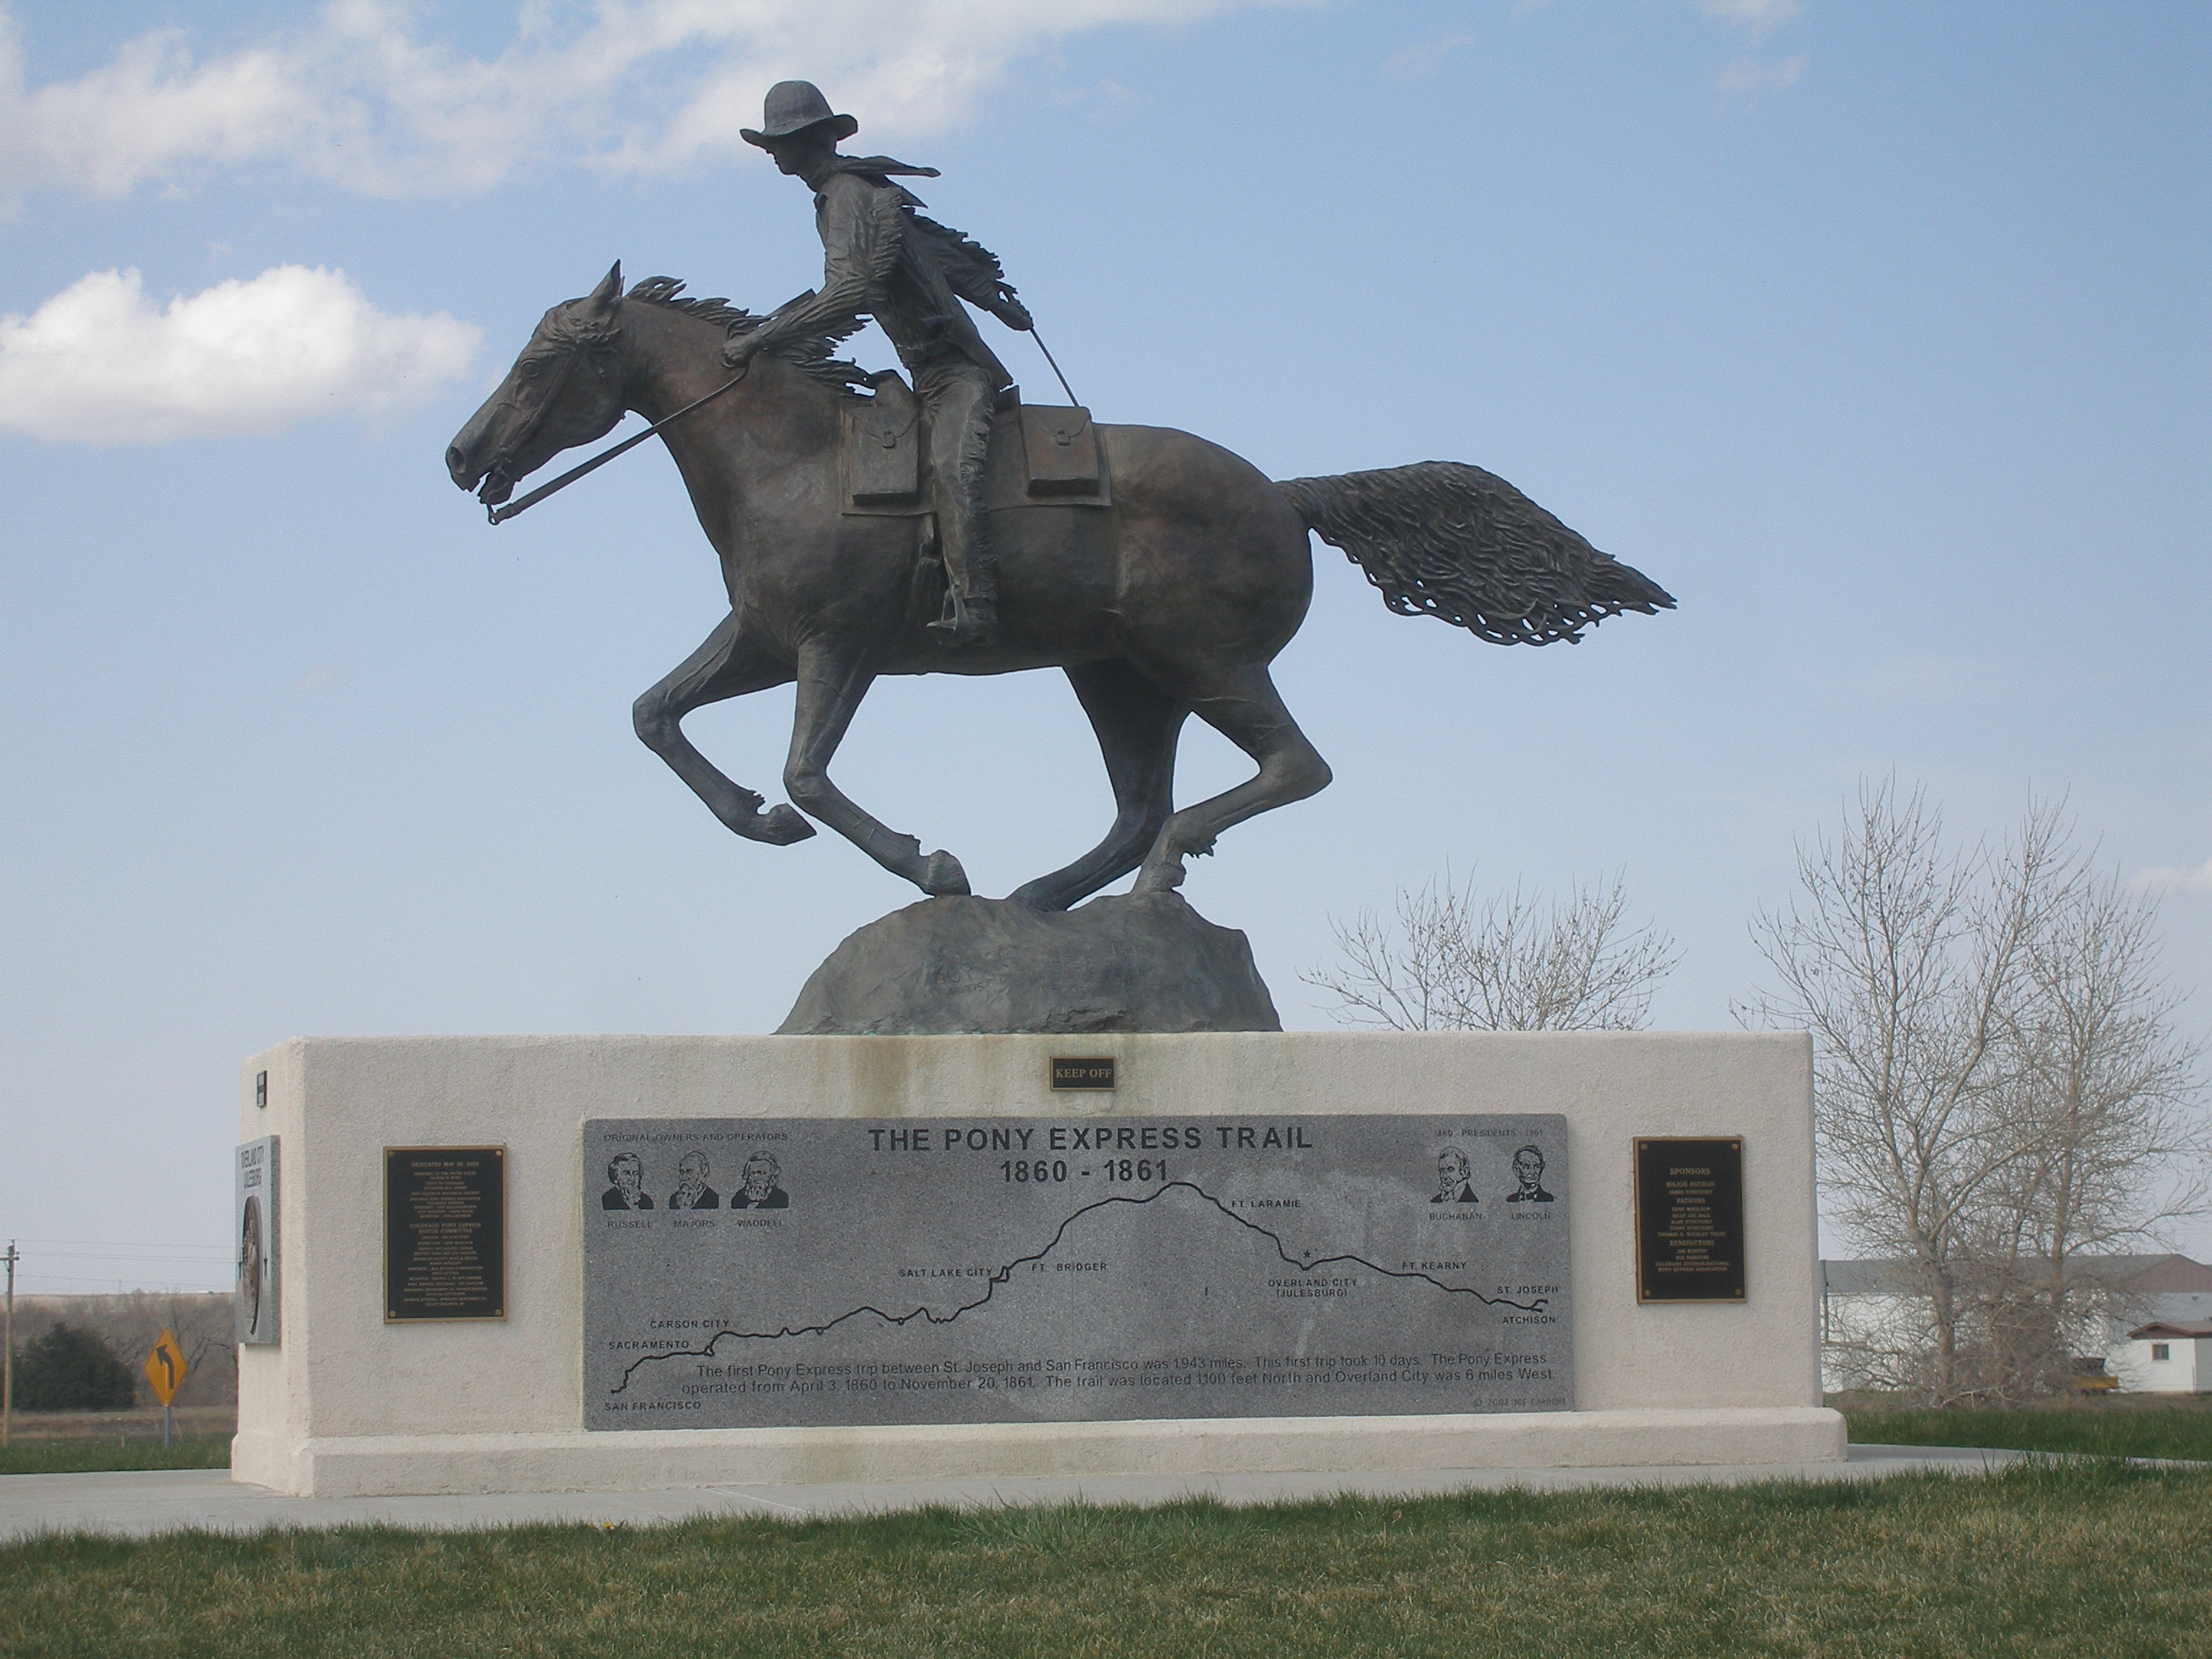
921 369 1002 648
928 551 1000 648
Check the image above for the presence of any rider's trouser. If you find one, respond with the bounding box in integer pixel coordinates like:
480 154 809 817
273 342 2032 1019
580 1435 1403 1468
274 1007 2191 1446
912 354 999 607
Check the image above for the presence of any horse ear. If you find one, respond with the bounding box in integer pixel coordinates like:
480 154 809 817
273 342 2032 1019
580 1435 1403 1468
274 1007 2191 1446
588 261 622 314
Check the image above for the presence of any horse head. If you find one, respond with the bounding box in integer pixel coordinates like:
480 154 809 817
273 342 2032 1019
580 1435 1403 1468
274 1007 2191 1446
447 262 630 507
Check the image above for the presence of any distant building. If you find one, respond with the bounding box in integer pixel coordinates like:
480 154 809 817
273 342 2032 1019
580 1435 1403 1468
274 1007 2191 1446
1820 1254 2212 1394
2095 1254 2212 1332
2109 1323 2212 1394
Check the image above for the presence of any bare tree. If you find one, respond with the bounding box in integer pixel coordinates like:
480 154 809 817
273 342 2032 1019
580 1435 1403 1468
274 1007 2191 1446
1998 859 2210 1375
1305 871 1678 1031
1740 780 2031 1401
1743 780 2207 1403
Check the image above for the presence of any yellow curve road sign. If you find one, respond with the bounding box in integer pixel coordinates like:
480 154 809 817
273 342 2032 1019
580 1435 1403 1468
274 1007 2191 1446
145 1329 187 1406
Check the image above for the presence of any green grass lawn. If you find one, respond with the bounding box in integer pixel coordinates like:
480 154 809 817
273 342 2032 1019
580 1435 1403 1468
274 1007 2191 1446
0 1439 231 1478
1844 1401 2212 1462
6 1461 2209 1658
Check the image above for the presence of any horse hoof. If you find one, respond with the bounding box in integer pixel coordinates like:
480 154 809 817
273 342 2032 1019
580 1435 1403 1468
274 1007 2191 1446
756 804 817 845
1130 858 1187 896
920 850 971 896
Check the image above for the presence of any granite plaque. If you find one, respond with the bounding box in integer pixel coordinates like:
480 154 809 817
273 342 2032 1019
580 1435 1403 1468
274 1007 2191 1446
583 1115 1570 1429
235 1136 279 1345
385 1146 506 1322
1634 1137 1746 1303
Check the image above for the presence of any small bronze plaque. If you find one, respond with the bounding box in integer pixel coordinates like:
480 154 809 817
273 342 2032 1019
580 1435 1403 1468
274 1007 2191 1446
385 1146 506 1322
1634 1138 1745 1303
1049 1056 1115 1091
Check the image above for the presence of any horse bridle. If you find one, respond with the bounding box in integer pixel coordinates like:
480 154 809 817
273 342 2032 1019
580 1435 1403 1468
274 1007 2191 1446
480 307 770 526
476 326 619 512
477 277 1074 527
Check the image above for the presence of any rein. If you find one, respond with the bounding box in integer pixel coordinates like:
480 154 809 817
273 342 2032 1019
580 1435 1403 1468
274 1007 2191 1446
482 304 1070 527
485 362 750 526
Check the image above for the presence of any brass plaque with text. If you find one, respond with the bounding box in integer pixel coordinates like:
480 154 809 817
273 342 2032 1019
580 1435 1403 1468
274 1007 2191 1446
1634 1138 1745 1303
385 1146 507 1322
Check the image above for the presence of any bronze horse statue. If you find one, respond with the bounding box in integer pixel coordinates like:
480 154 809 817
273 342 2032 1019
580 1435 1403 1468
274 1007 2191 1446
446 265 1672 910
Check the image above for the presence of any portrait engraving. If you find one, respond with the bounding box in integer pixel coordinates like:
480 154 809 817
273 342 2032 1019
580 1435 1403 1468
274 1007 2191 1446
235 1136 279 1345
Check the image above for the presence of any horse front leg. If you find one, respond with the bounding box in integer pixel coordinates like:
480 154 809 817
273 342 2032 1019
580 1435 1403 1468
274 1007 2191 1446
632 609 814 845
783 646 970 896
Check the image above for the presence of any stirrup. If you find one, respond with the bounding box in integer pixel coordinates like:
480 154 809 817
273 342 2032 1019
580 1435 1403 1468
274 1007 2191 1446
928 589 997 647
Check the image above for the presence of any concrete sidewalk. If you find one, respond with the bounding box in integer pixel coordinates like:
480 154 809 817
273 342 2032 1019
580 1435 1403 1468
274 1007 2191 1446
0 1445 2073 1542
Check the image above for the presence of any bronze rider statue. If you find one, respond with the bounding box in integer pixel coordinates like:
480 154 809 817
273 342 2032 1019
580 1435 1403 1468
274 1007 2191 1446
724 81 1033 647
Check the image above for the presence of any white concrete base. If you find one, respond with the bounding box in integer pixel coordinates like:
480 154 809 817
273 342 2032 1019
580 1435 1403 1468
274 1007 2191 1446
235 1406 1845 1500
237 1032 1836 1496
12 1447 2053 1543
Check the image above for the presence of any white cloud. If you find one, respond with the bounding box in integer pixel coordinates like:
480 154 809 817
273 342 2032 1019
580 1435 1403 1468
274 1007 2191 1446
1714 54 1806 94
1382 34 1478 81
0 1 1306 204
2133 857 2212 896
0 265 480 444
1696 0 1804 33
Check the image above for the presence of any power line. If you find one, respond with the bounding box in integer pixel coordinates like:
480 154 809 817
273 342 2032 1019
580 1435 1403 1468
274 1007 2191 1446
0 1240 238 1300
9 1240 231 1262
12 1249 230 1264
14 1274 231 1290
12 1237 230 1251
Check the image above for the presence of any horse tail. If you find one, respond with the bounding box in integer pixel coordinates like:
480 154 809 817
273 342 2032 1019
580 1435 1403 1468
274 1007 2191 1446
1276 461 1675 646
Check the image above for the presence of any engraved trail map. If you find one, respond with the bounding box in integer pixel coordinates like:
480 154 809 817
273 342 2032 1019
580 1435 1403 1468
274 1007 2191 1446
583 1114 1570 1429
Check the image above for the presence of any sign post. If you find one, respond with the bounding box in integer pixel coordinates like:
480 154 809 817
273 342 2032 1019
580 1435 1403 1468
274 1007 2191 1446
144 1328 187 1446
2 1240 16 1449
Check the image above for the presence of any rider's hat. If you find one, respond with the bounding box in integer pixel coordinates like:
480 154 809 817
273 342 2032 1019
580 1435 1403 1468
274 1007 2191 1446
742 81 859 148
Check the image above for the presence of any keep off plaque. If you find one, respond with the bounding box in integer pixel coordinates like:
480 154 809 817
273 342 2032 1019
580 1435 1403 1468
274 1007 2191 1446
1634 1138 1746 1303
583 1114 1573 1429
385 1146 506 1322
1049 1057 1115 1090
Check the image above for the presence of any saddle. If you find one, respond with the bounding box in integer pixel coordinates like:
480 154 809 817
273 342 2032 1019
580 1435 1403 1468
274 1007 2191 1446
840 372 1110 516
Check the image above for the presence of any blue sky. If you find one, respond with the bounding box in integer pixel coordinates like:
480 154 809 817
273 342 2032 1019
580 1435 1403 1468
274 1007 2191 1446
1 1 2206 1290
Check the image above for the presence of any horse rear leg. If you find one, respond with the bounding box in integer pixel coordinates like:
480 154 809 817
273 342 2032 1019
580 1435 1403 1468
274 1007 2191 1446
784 645 971 896
1130 663 1332 896
632 609 813 845
1009 661 1187 911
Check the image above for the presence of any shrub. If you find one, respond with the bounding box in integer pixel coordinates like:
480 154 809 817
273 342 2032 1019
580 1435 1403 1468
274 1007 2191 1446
10 1321 138 1411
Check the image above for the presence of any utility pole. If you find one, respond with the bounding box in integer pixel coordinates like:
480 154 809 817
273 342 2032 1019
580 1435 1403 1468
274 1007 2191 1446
3 1240 17 1449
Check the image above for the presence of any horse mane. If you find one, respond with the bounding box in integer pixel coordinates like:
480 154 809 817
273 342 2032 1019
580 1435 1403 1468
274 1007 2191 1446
624 276 871 397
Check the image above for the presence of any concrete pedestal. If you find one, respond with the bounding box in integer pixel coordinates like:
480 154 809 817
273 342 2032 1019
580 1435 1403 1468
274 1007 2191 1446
234 1033 1842 1497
